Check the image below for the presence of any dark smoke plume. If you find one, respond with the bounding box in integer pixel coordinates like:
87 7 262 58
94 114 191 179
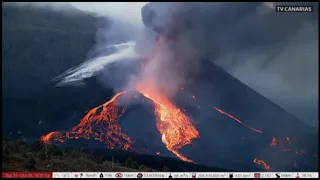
141 2 318 128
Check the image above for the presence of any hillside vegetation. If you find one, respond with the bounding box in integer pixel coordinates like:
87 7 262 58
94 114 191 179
2 138 233 172
2 138 157 172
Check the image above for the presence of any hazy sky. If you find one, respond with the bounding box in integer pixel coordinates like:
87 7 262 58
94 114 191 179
70 2 149 26
10 2 149 26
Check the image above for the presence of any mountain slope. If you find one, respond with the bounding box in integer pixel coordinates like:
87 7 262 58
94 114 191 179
170 60 318 171
2 4 108 139
2 4 98 96
30 59 318 172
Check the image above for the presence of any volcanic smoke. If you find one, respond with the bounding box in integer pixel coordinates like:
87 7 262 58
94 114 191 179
40 23 314 170
41 33 265 163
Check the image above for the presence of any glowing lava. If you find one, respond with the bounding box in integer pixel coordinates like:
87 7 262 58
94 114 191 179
136 79 200 163
267 136 318 169
270 136 292 147
212 106 263 133
41 84 199 162
39 31 317 169
41 33 200 163
253 158 271 171
270 137 278 147
40 131 61 144
41 92 135 150
270 136 310 156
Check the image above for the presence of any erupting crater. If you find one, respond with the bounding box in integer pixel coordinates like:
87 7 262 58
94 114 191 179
40 34 315 171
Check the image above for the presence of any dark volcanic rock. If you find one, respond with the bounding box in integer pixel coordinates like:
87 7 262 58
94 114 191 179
172 60 318 171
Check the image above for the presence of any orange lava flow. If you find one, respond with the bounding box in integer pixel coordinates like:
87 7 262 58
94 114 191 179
136 79 200 163
269 136 316 169
41 82 200 162
270 137 278 147
253 158 271 171
212 107 263 133
40 91 135 150
40 131 61 144
270 136 304 154
40 33 199 163
270 137 290 148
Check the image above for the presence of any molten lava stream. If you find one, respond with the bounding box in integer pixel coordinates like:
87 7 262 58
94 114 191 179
41 92 136 151
212 106 263 133
136 80 200 163
253 158 271 171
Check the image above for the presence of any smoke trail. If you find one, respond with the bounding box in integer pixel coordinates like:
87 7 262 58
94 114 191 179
47 3 149 89
54 42 138 87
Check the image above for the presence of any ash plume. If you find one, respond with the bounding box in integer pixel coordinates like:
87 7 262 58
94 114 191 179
50 2 201 98
28 2 317 127
141 2 319 128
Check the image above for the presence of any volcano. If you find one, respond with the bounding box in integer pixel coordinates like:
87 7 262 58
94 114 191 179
3 3 318 173
41 58 318 172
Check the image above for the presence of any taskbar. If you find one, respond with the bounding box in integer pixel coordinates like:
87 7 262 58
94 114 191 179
2 172 319 178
